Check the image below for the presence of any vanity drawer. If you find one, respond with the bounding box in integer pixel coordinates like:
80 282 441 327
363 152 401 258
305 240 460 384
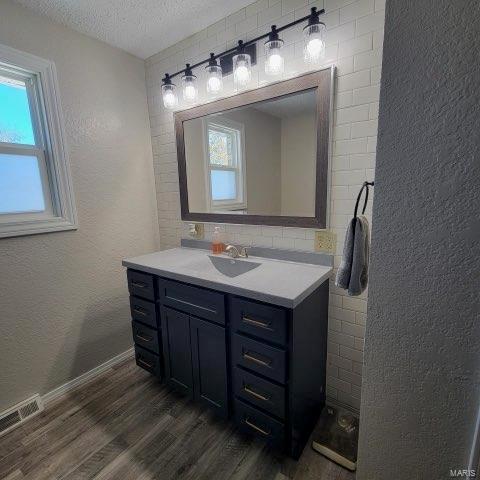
158 278 225 325
127 270 155 301
129 296 157 329
232 334 286 384
234 399 285 448
233 367 285 419
132 321 159 354
230 297 287 346
134 345 161 377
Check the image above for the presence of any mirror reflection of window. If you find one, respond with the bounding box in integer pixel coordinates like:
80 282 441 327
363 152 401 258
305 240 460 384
183 88 319 218
205 119 246 212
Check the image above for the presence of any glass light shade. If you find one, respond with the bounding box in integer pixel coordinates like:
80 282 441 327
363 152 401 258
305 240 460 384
233 53 252 91
161 83 178 109
206 64 223 97
303 23 326 64
264 39 284 76
182 74 198 103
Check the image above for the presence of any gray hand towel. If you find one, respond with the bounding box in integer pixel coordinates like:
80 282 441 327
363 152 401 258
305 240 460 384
335 215 370 296
348 215 369 296
335 217 357 290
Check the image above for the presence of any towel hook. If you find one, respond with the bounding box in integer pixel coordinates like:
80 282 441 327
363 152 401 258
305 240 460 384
354 181 374 219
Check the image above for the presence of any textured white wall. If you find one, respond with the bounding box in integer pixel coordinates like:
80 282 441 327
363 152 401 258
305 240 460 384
0 1 159 411
145 0 385 410
357 0 480 477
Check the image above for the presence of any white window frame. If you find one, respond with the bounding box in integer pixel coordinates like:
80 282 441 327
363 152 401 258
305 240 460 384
203 118 247 212
0 43 77 238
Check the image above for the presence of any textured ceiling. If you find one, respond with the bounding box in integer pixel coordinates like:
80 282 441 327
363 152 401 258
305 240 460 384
13 0 253 59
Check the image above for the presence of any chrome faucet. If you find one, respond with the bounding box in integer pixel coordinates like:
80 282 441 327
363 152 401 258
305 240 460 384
225 244 249 259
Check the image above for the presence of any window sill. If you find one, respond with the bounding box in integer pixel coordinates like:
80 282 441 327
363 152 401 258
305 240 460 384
211 203 247 211
0 217 78 239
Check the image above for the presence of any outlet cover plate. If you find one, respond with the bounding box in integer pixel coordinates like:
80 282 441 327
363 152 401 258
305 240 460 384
189 223 204 239
315 230 336 254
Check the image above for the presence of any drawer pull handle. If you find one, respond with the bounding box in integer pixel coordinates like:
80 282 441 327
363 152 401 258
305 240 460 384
133 307 147 316
245 418 270 436
242 316 271 330
137 358 153 369
131 281 147 288
136 333 152 342
244 384 270 402
243 351 272 367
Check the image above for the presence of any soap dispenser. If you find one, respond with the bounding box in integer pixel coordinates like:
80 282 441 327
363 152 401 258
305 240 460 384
211 227 224 254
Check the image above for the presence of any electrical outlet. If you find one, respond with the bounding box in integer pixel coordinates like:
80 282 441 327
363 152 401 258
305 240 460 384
314 230 336 253
188 223 204 239
196 223 204 239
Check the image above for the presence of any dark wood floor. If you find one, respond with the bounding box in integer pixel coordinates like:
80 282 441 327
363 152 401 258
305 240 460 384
0 358 354 480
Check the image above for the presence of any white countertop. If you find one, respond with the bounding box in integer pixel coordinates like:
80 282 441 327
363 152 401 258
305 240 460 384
122 247 332 308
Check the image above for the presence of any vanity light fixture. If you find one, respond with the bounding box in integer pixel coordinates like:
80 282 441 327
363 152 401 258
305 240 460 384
264 25 284 76
232 41 252 91
160 7 325 108
181 64 198 104
161 73 178 110
303 7 326 64
205 53 223 97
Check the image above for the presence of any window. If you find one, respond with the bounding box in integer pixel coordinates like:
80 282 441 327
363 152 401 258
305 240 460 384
0 44 77 238
204 119 246 211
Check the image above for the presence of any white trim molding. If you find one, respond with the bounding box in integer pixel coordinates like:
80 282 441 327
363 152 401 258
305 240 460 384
0 43 78 238
42 347 134 404
203 117 247 212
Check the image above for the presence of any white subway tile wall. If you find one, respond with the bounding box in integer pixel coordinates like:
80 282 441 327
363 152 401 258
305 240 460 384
145 0 384 411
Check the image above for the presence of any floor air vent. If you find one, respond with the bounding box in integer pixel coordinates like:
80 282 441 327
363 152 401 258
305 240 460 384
0 395 44 437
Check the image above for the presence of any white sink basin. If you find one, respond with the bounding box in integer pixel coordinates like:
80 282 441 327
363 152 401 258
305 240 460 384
208 255 260 278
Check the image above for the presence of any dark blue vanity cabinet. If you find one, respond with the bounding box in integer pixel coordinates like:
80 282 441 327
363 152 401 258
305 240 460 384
127 269 163 379
158 278 229 418
160 305 229 417
127 268 329 459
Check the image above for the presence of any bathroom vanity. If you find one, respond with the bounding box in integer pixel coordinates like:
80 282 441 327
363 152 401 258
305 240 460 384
123 246 331 459
123 66 336 458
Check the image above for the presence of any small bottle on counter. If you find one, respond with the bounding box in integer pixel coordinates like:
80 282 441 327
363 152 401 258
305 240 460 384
211 226 224 254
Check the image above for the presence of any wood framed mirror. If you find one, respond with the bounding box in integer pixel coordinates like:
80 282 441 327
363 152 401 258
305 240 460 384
174 66 334 228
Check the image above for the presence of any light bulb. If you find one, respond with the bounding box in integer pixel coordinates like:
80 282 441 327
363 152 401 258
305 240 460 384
235 63 250 84
265 49 284 75
207 76 221 93
184 84 196 101
306 38 323 59
268 54 283 70
164 91 176 108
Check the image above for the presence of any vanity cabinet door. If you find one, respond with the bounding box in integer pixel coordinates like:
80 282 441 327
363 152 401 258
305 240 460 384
161 307 193 396
190 316 228 418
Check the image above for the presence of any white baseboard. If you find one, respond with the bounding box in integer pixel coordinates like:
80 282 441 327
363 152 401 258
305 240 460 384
42 347 134 405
